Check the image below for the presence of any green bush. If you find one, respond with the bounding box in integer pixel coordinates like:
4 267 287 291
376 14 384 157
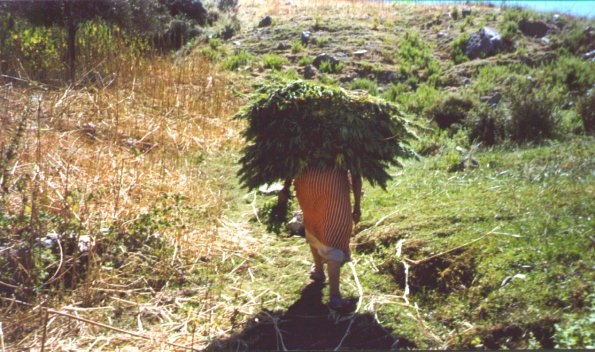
262 53 289 71
425 94 474 130
577 88 595 135
395 30 441 87
318 60 343 74
383 82 440 115
222 49 254 71
559 22 595 55
471 63 528 96
452 33 469 64
505 79 559 144
500 20 519 44
297 55 313 66
291 40 304 53
8 23 64 81
349 78 378 96
314 36 328 47
465 103 507 146
544 56 595 94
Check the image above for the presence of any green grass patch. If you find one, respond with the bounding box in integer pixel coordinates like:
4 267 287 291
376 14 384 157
262 53 290 71
347 137 595 349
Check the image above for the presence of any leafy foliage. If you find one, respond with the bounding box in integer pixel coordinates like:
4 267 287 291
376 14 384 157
505 78 559 144
577 88 595 135
262 53 290 70
234 79 418 190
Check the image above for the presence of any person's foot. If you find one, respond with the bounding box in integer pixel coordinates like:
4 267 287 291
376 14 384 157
328 295 357 314
309 264 325 282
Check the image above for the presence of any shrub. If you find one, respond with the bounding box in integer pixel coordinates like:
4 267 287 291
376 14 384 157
222 49 254 71
452 33 469 64
544 56 595 94
262 53 289 70
395 30 441 87
384 82 440 115
314 36 328 47
297 55 313 66
349 78 378 96
291 40 304 53
217 0 239 12
505 79 559 144
465 103 507 146
500 20 519 44
577 88 595 135
425 94 474 130
559 22 594 55
471 63 527 96
318 60 343 74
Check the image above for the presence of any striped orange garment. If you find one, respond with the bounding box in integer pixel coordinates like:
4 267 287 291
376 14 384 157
293 167 353 254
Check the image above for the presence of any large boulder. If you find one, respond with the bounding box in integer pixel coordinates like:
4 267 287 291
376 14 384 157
465 27 503 60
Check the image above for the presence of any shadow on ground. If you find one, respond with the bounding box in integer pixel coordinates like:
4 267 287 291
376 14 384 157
207 281 416 351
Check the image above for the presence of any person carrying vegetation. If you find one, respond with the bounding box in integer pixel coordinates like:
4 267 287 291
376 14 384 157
234 79 417 313
275 167 362 312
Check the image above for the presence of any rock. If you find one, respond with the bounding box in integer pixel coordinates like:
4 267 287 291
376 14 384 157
312 53 340 68
301 31 311 45
353 49 368 57
286 211 305 236
480 92 502 107
258 16 272 28
303 64 317 79
584 49 595 59
277 42 290 50
465 27 503 60
462 7 471 18
519 19 550 38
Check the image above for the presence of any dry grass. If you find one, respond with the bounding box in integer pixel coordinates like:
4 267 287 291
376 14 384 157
0 44 256 350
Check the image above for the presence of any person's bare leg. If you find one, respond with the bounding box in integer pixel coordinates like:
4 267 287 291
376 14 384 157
327 259 341 299
309 244 325 281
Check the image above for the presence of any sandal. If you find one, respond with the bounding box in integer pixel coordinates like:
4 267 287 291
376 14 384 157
328 295 357 314
309 264 325 282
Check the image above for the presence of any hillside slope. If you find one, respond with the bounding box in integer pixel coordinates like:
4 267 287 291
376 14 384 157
1 1 594 350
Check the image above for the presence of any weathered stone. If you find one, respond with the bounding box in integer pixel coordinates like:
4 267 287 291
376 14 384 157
303 64 317 79
277 42 290 50
312 53 340 68
258 16 272 28
353 49 368 57
301 31 311 45
286 211 305 236
465 27 503 60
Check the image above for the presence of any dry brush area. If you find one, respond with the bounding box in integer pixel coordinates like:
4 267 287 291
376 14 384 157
0 49 255 350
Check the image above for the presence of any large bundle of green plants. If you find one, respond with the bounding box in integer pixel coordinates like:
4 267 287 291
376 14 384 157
234 79 418 190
